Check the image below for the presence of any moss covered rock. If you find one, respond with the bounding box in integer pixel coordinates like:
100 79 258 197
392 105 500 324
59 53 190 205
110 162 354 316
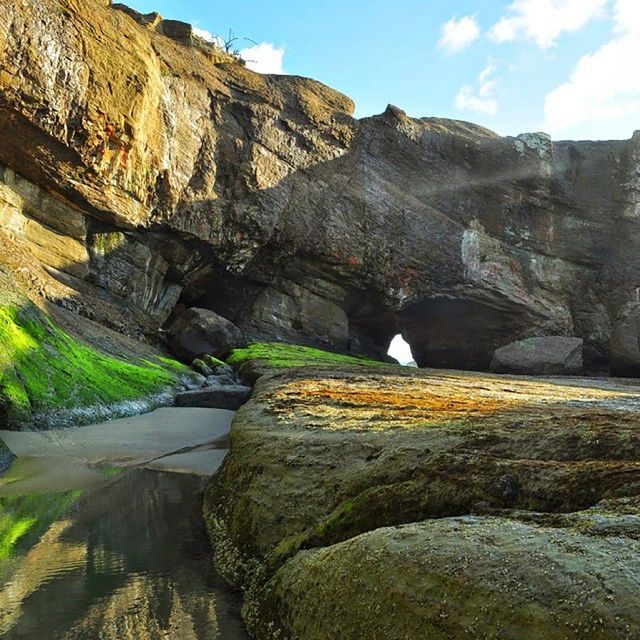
0 301 190 429
226 342 391 383
253 508 640 640
204 365 640 636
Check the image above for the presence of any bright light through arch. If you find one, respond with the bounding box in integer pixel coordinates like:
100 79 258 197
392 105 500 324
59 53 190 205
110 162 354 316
388 334 416 366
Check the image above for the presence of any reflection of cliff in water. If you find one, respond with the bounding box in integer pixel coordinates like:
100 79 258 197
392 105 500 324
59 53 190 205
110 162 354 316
0 468 248 640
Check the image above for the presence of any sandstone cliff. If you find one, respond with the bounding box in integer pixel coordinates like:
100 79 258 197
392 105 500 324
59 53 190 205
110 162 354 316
1 0 640 373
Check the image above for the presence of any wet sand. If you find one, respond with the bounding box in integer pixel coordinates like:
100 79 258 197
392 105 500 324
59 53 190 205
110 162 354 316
0 407 234 485
0 407 248 639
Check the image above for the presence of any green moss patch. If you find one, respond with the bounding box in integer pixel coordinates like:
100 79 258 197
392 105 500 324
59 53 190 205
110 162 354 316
202 354 228 368
0 303 187 429
227 342 390 371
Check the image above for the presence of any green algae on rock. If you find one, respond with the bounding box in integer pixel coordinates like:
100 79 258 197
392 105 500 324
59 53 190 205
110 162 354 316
0 302 190 429
226 342 392 382
253 512 640 640
204 365 640 637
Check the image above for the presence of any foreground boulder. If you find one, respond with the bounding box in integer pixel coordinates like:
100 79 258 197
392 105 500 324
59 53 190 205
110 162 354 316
490 336 583 375
254 506 640 640
204 364 640 636
168 308 244 361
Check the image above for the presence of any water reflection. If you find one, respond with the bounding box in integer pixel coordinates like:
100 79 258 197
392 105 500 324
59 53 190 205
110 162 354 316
0 464 248 639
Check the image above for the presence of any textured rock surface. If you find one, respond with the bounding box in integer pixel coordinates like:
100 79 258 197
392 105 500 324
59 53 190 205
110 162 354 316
0 255 193 429
168 307 244 361
254 508 640 640
610 301 640 376
3 1 640 635
1 0 640 371
490 336 583 375
204 364 640 634
175 386 252 410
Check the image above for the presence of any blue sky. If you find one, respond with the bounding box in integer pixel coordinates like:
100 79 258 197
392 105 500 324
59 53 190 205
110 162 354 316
126 0 640 141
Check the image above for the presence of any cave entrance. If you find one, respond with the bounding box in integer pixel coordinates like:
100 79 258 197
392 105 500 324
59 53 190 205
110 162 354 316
387 334 415 366
396 295 525 371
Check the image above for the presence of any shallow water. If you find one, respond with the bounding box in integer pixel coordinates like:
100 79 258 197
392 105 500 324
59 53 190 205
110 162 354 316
0 462 249 639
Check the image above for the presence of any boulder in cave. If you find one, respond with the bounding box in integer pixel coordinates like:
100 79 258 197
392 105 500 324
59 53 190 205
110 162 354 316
167 308 245 361
490 336 583 375
175 386 252 410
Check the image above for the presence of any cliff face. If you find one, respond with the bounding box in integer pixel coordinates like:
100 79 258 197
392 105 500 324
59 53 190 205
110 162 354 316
2 0 640 371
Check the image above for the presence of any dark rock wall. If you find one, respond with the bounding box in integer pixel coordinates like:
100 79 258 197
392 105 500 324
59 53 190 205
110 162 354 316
1 0 640 370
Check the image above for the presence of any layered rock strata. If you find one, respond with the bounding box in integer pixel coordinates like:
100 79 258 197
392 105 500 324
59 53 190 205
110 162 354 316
1 0 640 371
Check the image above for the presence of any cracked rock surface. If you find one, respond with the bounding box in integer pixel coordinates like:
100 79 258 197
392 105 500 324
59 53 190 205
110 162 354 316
204 365 640 638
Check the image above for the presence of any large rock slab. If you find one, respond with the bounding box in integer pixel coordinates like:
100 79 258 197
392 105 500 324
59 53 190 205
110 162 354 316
253 506 640 640
175 386 252 410
204 365 640 632
490 336 583 375
168 308 244 361
205 365 640 640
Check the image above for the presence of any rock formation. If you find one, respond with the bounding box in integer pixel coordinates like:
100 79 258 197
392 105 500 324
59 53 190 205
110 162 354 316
205 363 640 638
1 0 640 374
3 2 640 638
490 336 583 375
253 507 640 640
167 307 245 361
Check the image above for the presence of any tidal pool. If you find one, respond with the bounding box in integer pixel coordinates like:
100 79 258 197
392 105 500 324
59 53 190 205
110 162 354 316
0 412 249 639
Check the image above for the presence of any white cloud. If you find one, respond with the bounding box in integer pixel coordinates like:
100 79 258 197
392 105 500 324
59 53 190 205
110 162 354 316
543 0 640 138
438 16 480 54
613 0 640 33
489 0 608 49
192 26 214 41
239 42 286 74
455 64 499 115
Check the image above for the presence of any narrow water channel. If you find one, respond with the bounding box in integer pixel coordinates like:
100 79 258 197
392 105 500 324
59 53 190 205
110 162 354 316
0 411 250 639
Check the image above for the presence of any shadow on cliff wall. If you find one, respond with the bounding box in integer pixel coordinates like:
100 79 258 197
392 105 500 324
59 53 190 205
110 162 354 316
145 114 594 370
1 102 631 372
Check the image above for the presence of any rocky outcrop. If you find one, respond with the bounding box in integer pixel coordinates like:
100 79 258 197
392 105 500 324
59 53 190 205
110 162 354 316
204 364 640 635
252 505 640 640
0 256 195 429
167 307 244 361
1 0 640 373
490 336 583 375
254 505 640 640
175 386 252 410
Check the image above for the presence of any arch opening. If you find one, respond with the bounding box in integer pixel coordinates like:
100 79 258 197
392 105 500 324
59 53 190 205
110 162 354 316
387 334 416 366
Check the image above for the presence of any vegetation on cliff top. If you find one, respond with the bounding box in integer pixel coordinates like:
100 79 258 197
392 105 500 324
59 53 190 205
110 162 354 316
226 342 391 370
0 302 189 429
